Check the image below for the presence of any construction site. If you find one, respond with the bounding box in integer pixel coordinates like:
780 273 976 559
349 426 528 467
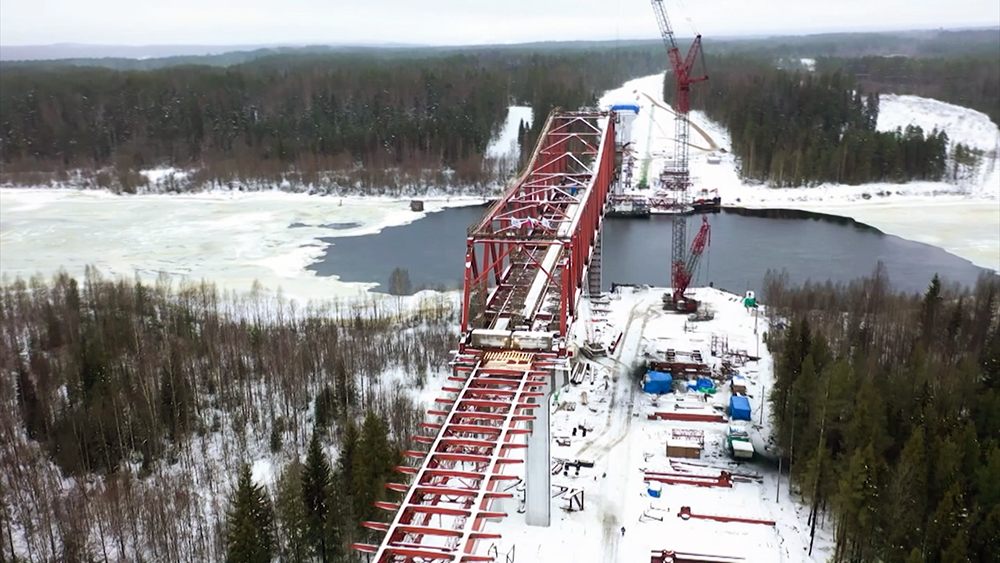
349 2 830 562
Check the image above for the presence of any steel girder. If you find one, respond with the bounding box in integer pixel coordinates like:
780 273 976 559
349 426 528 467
459 111 617 350
351 352 556 562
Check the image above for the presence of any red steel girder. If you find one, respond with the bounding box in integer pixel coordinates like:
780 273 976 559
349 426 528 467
676 506 775 526
363 354 547 563
460 110 616 347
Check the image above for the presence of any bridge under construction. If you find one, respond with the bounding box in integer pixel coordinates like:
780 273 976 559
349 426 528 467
351 110 625 562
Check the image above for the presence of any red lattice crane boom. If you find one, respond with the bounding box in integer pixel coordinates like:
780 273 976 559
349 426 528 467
651 0 709 310
670 215 710 309
651 0 707 115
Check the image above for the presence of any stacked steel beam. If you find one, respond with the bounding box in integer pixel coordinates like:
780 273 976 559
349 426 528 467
352 351 556 562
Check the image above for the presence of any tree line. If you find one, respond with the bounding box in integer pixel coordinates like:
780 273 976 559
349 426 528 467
762 266 1000 562
817 54 1000 127
0 47 663 192
0 269 460 561
669 55 962 186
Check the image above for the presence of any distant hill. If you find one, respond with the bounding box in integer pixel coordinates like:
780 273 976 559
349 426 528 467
1 27 996 71
0 42 424 61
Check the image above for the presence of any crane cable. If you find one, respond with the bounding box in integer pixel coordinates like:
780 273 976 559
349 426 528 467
675 0 700 36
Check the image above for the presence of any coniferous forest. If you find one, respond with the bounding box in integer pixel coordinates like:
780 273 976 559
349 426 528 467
0 48 663 191
0 271 456 561
669 56 964 186
763 267 1000 563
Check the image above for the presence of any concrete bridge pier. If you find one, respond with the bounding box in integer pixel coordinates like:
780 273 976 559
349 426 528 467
525 373 552 527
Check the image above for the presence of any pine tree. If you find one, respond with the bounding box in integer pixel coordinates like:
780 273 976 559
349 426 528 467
301 431 340 562
225 464 276 563
335 421 360 541
906 547 924 563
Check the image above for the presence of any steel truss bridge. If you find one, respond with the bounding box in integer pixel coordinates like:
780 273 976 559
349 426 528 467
353 110 621 562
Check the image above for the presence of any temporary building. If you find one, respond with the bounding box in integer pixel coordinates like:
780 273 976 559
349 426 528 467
730 439 754 459
731 375 747 394
730 395 752 421
644 371 673 394
666 428 704 459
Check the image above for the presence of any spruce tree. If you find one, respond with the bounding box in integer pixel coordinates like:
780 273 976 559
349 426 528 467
353 410 396 527
276 460 309 563
225 464 276 563
301 431 340 562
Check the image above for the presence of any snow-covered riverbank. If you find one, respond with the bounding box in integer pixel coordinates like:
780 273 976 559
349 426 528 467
599 74 1000 272
0 188 484 302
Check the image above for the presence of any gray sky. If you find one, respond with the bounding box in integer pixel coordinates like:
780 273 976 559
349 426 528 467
1 0 998 46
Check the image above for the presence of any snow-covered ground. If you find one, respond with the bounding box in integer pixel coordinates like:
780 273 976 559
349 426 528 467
877 94 1000 153
599 73 1000 272
488 287 832 563
0 188 483 302
486 106 533 159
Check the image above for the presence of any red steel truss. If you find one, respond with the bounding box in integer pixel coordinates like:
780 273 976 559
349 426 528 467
353 111 619 562
459 111 616 350
352 350 557 562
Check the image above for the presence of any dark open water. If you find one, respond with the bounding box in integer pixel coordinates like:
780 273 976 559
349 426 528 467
306 206 993 296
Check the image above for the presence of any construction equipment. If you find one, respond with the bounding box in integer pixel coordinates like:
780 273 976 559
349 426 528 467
664 215 711 312
650 0 709 310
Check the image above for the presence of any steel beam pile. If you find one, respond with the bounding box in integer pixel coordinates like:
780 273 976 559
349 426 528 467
352 351 556 562
460 111 616 349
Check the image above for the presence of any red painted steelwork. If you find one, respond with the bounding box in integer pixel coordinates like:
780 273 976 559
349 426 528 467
647 412 728 423
459 111 616 351
644 470 733 488
676 506 775 526
355 110 621 562
354 352 555 562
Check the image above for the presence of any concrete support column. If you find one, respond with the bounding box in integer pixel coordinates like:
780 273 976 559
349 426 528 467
525 375 552 527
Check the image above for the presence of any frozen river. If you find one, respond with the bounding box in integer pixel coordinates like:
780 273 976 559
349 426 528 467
1 188 993 304
0 188 476 302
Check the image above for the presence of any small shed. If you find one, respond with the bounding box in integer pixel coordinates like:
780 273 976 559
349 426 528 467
730 395 752 421
731 375 747 394
730 439 754 459
644 371 673 394
666 429 704 459
410 200 424 212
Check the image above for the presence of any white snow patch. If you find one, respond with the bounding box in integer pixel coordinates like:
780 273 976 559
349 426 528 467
486 106 533 159
800 58 816 71
252 458 276 487
877 94 1000 153
0 188 485 303
139 167 189 184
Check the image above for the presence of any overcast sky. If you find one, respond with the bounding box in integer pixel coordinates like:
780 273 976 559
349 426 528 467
1 0 998 46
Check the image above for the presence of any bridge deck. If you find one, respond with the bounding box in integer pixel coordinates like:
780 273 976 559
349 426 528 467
352 352 557 562
355 110 619 562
